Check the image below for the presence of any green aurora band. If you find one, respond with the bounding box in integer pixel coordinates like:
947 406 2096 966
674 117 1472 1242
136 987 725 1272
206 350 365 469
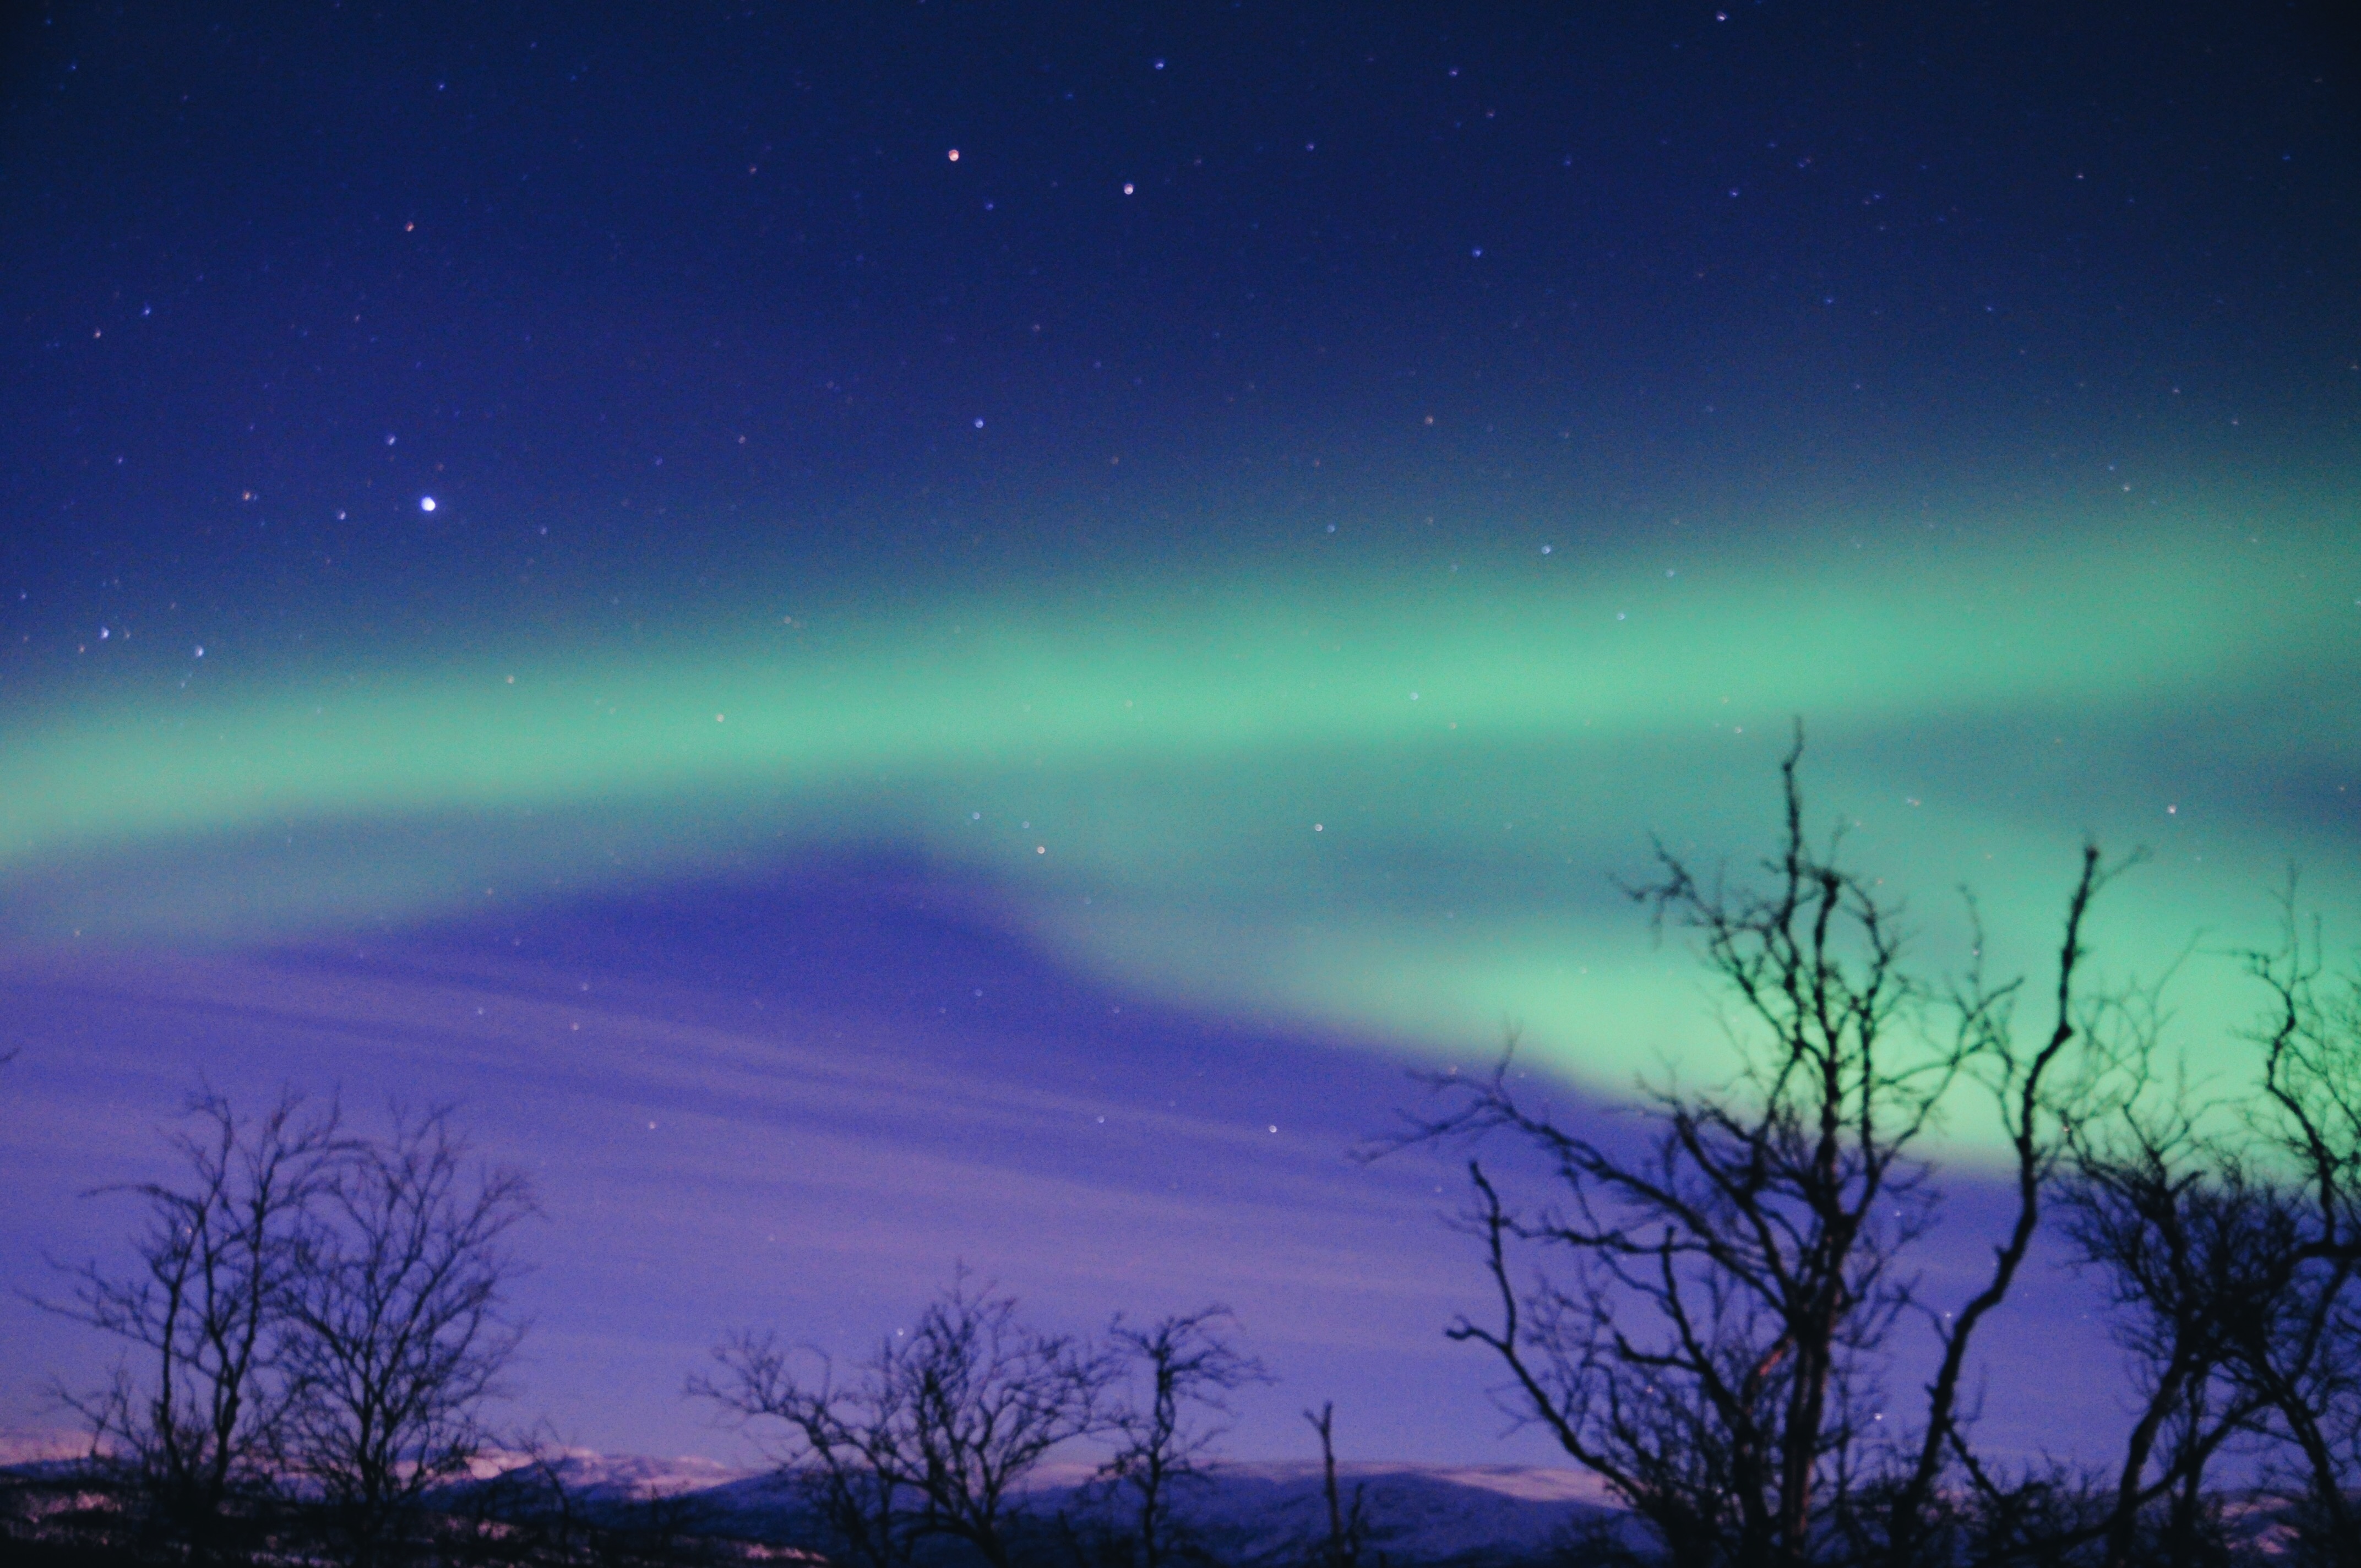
4 498 2355 1122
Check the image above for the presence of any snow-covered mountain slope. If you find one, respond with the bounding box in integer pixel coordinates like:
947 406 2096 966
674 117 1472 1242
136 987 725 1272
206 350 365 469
461 1448 757 1501
1031 1461 1625 1562
466 1452 1631 1562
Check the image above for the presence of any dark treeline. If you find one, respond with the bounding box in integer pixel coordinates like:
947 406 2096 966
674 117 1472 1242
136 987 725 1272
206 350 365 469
13 739 2361 1568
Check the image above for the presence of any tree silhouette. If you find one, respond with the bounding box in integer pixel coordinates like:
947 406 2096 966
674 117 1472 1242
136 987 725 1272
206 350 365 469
2060 900 2361 1568
1379 733 2121 1567
699 1271 1114 1568
1102 1308 1270 1568
40 1088 344 1561
278 1104 536 1568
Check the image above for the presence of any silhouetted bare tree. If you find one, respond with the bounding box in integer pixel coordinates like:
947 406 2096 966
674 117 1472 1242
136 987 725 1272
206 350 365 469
278 1104 535 1567
39 1087 344 1561
1304 1402 1372 1568
2058 903 2361 1568
1377 734 2120 1568
2055 1038 2260 1568
699 1271 1114 1568
694 1327 921 1568
2229 914 2361 1566
1101 1308 1270 1568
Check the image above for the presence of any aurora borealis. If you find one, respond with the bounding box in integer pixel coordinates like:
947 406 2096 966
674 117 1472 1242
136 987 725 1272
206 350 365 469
3 0 2355 1466
6 508 2357 1082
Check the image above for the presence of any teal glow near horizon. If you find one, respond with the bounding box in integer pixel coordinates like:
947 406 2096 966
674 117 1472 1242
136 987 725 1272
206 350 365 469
4 497 2355 1108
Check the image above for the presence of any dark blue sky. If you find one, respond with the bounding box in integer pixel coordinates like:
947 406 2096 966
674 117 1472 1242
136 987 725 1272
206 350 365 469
4 0 2353 633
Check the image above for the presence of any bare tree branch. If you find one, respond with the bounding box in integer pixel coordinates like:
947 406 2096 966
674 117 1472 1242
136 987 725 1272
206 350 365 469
698 1270 1114 1568
278 1103 535 1568
1375 730 2124 1567
35 1086 344 1561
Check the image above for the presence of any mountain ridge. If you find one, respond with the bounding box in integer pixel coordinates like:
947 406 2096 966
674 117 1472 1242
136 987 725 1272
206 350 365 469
460 1449 1631 1562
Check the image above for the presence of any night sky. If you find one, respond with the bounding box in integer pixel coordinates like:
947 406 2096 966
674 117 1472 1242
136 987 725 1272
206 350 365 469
3 1 2356 1468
